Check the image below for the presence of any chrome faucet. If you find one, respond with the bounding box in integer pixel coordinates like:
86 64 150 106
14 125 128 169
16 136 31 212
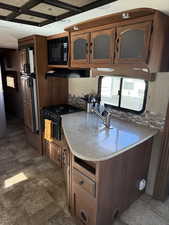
91 106 113 129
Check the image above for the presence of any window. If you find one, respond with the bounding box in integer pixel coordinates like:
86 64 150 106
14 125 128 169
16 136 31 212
6 73 18 90
100 76 148 113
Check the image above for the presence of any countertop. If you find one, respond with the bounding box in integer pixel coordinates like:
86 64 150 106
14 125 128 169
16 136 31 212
62 112 158 161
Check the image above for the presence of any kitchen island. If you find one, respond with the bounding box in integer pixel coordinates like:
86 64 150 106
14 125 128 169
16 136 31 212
60 112 158 225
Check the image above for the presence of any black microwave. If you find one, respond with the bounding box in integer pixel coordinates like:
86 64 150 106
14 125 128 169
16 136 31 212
48 36 68 65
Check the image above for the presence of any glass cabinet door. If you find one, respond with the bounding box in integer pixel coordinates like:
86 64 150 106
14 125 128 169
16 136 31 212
91 28 115 65
71 33 90 66
115 21 152 64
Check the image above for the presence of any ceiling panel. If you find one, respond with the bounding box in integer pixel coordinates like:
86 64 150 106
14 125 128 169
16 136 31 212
31 3 69 17
58 0 98 7
0 8 11 16
0 0 118 26
16 14 46 23
0 0 29 7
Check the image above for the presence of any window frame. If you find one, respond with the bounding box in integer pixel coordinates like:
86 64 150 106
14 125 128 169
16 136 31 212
98 76 148 114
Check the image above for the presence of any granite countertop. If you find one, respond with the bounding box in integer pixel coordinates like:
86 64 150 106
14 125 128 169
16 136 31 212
62 112 158 161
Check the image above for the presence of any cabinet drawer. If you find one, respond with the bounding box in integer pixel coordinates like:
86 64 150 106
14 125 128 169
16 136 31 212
72 168 96 197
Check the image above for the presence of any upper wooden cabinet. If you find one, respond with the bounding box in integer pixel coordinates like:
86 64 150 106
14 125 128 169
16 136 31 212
91 28 115 65
115 21 152 64
66 9 169 75
71 27 115 67
71 32 90 66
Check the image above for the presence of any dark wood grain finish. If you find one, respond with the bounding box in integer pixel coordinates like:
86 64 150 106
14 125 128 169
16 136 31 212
148 12 169 73
115 21 152 64
65 8 155 32
66 8 169 74
154 101 169 201
70 138 153 225
72 168 96 197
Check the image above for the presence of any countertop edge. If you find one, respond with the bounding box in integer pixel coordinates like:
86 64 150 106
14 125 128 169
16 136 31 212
62 126 157 162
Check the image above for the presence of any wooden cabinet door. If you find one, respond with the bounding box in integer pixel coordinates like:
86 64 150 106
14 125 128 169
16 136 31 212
115 21 152 64
49 142 62 168
90 28 115 65
71 33 90 66
72 184 97 225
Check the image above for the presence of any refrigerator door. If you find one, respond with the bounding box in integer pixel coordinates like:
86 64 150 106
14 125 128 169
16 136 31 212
20 75 39 133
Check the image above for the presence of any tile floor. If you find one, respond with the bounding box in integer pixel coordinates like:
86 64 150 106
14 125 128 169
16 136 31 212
0 116 169 225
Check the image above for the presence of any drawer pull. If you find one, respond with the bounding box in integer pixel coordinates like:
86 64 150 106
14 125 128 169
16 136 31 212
80 210 88 224
79 180 84 185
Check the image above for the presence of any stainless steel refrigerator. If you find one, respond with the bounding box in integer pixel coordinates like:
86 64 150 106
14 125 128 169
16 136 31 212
0 65 6 138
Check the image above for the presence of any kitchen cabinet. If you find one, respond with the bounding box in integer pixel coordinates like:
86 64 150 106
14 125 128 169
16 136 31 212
91 28 115 65
48 142 62 167
67 9 169 74
115 21 152 64
70 138 153 225
71 27 115 67
71 32 90 66
43 138 71 206
72 184 97 225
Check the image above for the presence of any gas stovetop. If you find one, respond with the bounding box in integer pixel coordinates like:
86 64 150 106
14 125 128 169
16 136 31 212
41 104 83 120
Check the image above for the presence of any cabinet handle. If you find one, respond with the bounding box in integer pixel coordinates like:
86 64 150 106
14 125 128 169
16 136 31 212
80 210 88 224
86 43 88 54
116 37 120 55
79 180 84 185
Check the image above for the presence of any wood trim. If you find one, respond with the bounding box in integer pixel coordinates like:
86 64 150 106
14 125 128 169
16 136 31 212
65 8 155 32
47 32 69 40
91 66 156 81
48 65 69 69
154 101 169 201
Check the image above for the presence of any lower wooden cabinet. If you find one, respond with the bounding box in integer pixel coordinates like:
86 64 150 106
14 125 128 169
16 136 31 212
72 184 97 225
70 138 153 225
44 136 153 225
49 142 62 167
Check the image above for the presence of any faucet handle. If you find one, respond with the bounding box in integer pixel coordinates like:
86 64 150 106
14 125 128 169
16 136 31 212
102 110 108 117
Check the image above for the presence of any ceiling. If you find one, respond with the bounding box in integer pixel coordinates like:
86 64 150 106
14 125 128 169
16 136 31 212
0 0 169 49
0 0 117 27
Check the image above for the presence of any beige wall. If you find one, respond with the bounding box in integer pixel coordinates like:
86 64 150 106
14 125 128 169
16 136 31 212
69 73 169 118
146 72 169 117
68 77 99 97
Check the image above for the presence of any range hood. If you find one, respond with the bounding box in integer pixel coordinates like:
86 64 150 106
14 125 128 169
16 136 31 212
46 68 90 79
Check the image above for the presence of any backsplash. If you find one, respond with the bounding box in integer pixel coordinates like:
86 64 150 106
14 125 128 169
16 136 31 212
68 94 165 130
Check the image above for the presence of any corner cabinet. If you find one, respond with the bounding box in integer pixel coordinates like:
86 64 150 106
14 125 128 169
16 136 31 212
115 21 152 64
